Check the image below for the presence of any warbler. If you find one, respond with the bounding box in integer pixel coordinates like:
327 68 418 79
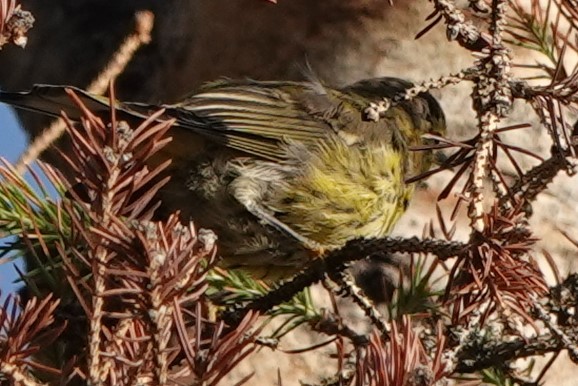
0 77 446 279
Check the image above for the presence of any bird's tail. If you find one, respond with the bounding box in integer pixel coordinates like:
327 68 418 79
0 85 218 167
0 85 158 122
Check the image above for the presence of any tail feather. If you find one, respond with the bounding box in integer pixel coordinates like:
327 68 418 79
0 85 169 125
0 84 207 171
1 84 212 125
0 85 110 120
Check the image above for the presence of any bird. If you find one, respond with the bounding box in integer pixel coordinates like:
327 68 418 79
0 76 446 280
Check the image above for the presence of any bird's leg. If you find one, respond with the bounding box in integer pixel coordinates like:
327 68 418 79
363 98 391 122
244 201 325 252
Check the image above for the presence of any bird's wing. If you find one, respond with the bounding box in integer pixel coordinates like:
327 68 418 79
0 82 341 161
166 80 338 161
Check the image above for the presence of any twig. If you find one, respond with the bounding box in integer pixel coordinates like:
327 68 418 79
223 236 466 325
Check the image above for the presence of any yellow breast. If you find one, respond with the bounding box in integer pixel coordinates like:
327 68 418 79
277 137 414 249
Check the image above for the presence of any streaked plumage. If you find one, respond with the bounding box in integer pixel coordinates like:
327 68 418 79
0 77 446 279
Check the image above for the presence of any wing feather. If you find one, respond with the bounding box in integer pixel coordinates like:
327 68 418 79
0 81 337 161
168 81 336 160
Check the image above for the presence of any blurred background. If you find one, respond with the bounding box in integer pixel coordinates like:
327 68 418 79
1 0 577 384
